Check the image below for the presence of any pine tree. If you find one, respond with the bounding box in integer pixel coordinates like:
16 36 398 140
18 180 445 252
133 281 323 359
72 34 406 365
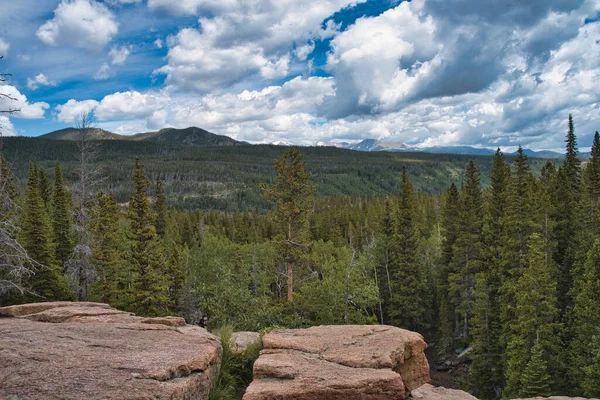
564 114 581 194
377 198 396 324
388 166 424 331
0 155 16 221
504 233 561 397
583 333 600 398
448 161 483 341
90 192 124 306
21 162 70 300
439 182 460 347
37 167 51 209
520 335 552 397
51 163 74 267
153 177 168 237
469 149 508 398
568 238 600 394
128 158 169 316
261 148 314 302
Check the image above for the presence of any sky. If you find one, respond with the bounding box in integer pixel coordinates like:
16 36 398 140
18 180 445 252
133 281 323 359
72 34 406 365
0 0 599 150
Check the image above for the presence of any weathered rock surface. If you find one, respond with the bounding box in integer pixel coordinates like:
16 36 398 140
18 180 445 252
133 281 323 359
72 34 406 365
231 331 261 354
0 302 221 400
243 325 430 400
411 383 477 400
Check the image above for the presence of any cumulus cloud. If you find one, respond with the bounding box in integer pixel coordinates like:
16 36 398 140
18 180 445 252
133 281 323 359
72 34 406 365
109 45 131 65
0 116 16 137
155 0 365 92
0 85 49 118
0 38 9 55
27 73 56 90
37 0 119 50
55 99 99 122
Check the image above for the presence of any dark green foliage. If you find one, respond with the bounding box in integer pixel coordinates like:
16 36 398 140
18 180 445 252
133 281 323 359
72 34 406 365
261 148 315 302
51 163 74 266
520 336 552 397
89 192 124 306
504 233 561 397
127 158 169 316
153 177 168 237
387 166 424 331
37 167 51 208
20 162 70 301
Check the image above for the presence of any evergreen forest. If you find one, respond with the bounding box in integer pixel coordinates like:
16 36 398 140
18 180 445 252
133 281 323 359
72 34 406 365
1 115 599 399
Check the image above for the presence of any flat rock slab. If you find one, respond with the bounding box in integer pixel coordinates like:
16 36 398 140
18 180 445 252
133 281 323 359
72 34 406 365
244 325 430 400
0 302 221 400
411 384 477 400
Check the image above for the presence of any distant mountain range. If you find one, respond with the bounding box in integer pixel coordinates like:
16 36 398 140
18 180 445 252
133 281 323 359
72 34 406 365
38 127 582 158
316 138 583 159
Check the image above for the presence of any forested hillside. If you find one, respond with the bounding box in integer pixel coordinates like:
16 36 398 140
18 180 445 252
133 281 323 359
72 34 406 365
3 136 549 211
1 116 599 399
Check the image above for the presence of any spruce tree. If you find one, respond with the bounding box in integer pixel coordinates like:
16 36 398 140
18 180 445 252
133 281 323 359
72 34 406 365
564 114 581 194
90 192 124 306
568 238 600 394
128 158 169 316
583 333 600 398
388 166 424 331
377 198 396 324
520 335 552 397
51 163 74 267
37 167 51 209
469 149 508 398
0 155 16 221
439 182 460 347
21 162 70 300
449 161 483 341
504 233 561 397
153 177 168 237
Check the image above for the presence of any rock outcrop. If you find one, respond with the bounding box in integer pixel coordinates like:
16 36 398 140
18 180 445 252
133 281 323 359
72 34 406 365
230 331 261 354
243 325 430 400
0 302 221 400
411 383 477 400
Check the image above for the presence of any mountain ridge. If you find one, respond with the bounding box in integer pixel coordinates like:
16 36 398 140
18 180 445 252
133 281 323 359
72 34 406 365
37 127 583 157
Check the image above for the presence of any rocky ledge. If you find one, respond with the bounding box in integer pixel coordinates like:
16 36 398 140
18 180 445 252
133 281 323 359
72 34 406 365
0 302 221 400
243 325 430 400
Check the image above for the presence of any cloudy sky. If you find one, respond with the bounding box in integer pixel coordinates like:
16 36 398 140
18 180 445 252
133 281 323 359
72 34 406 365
0 0 599 150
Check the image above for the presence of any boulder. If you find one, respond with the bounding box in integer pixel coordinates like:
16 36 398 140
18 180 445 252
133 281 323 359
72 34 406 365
231 331 261 354
0 302 221 400
411 384 477 400
243 325 430 400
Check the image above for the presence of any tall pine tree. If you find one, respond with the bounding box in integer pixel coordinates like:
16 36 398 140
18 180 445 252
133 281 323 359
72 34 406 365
128 158 169 316
388 166 424 331
51 163 74 267
21 162 70 301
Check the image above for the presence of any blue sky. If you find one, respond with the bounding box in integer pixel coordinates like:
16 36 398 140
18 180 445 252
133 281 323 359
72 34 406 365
0 0 599 151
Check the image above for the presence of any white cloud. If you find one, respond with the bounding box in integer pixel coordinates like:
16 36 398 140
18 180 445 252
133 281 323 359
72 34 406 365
55 99 99 122
27 73 56 90
95 91 170 120
0 38 9 54
0 116 15 137
154 38 163 48
109 45 131 65
36 0 119 50
17 54 31 62
155 0 366 92
94 63 112 80
0 85 49 119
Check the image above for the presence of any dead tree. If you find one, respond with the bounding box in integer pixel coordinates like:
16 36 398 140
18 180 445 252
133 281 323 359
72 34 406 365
65 111 103 301
0 56 35 297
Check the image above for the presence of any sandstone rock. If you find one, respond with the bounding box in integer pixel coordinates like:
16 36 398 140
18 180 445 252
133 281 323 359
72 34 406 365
230 331 261 354
411 383 477 400
243 325 430 400
0 302 221 400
